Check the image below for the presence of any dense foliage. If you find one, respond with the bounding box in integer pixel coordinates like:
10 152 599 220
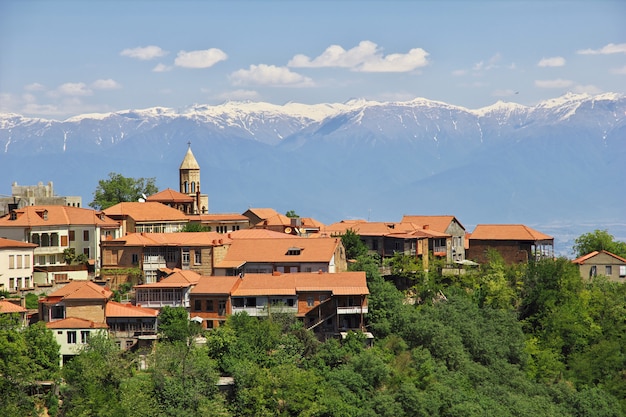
89 172 158 210
3 232 626 416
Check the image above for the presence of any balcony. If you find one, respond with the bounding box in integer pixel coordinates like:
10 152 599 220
231 306 298 316
337 306 368 315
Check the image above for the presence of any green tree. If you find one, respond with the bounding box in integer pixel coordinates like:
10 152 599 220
89 172 158 210
341 229 368 260
285 210 299 218
180 223 211 232
158 306 199 343
573 229 626 258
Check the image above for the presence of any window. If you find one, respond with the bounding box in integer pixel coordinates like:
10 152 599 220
61 235 68 246
206 300 214 311
125 340 134 349
132 254 139 264
620 266 626 278
9 278 14 289
195 251 201 264
218 300 226 315
194 299 202 311
286 247 301 256
49 255 56 264
38 255 46 265
83 230 89 241
24 255 30 268
16 255 23 268
67 331 77 344
233 298 244 308
52 305 65 319
307 296 314 307
605 265 612 276
81 331 90 344
9 255 14 269
590 265 597 277
83 248 89 257
69 230 75 241
182 249 190 265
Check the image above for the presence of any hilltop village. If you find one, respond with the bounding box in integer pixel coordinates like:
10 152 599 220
1 145 625 365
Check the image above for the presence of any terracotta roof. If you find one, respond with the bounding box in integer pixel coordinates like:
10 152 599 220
105 301 159 318
0 300 28 313
572 250 626 265
191 276 242 295
0 237 38 249
323 221 445 238
244 208 281 220
0 205 119 228
299 217 325 229
46 317 108 329
227 229 300 239
469 224 553 241
147 188 194 203
216 237 340 265
401 215 465 233
233 271 369 297
44 281 113 301
134 268 201 289
180 146 200 170
103 202 189 222
103 231 231 247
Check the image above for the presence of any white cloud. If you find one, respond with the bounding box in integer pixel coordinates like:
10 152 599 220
24 83 46 92
473 54 501 71
152 63 172 72
91 79 121 90
230 64 314 87
610 65 626 75
577 43 626 55
534 79 574 88
537 56 565 67
215 89 261 101
572 84 602 94
174 49 228 68
492 89 517 98
120 45 168 60
53 82 93 96
288 40 429 73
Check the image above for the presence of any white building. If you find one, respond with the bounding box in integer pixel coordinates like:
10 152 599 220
0 237 37 292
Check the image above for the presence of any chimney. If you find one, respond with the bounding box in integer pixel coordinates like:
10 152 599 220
423 224 429 230
272 270 281 276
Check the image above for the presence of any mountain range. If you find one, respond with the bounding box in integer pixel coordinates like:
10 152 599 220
1 93 625 255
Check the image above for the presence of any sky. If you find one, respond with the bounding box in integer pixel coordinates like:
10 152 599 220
1 0 625 120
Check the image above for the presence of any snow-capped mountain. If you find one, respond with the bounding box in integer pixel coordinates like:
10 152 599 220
1 93 624 244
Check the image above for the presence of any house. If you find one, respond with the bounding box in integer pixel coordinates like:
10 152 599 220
0 237 37 292
103 201 189 235
105 301 159 350
323 220 452 266
572 250 626 282
0 205 122 282
242 208 293 233
38 280 112 324
146 188 196 214
401 215 467 262
188 213 250 234
189 276 241 328
189 271 369 340
212 237 348 276
134 269 202 309
100 231 231 285
467 224 554 264
0 298 29 327
46 317 108 366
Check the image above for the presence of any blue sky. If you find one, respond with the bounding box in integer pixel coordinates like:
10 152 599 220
1 0 624 119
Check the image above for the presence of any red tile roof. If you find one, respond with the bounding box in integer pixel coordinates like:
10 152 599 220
0 300 28 313
194 213 249 222
232 271 369 296
46 317 108 329
103 202 189 222
44 281 113 301
400 215 465 232
147 188 194 203
469 224 553 241
227 229 300 239
0 205 119 228
572 250 626 265
191 276 242 295
0 237 37 249
105 301 159 318
134 269 201 289
216 237 340 265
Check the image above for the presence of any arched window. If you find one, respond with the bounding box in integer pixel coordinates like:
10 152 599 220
41 234 50 247
183 181 188 194
191 182 196 193
32 234 40 246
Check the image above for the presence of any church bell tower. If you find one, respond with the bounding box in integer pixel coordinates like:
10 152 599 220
179 143 208 213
